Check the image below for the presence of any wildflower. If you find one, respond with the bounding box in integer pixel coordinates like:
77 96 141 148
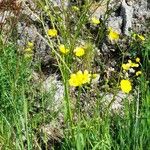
128 60 139 67
108 28 119 41
136 57 140 63
136 71 142 76
27 42 34 48
128 60 132 64
59 44 69 54
122 63 131 70
69 72 82 87
91 17 100 25
131 63 139 68
74 46 85 57
120 79 132 93
69 70 91 87
48 29 58 37
82 70 91 84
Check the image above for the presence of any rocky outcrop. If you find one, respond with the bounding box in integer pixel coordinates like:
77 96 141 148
121 0 133 35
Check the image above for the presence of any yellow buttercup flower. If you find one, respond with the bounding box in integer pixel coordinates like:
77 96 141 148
91 17 100 25
82 70 91 84
128 60 132 64
59 44 69 54
136 57 140 63
74 46 85 57
122 63 131 70
69 72 82 87
131 63 139 68
122 60 139 71
69 70 91 87
108 28 119 41
136 71 142 76
128 60 139 67
120 79 132 93
48 29 58 37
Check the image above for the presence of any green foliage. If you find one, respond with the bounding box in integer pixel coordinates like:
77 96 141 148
0 0 150 150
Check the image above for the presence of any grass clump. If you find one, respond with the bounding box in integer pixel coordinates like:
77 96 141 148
0 0 150 149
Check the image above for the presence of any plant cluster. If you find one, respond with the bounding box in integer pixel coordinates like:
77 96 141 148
0 0 150 149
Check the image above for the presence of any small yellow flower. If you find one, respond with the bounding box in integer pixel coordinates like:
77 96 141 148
136 71 142 76
122 63 131 70
135 57 140 63
91 17 100 25
138 35 145 41
69 72 82 87
128 60 139 67
74 46 85 57
27 42 34 48
120 79 132 93
82 70 91 84
48 29 58 37
69 70 91 87
131 63 139 68
108 28 119 41
59 44 69 54
128 60 132 64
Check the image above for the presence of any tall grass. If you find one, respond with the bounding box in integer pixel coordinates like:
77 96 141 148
0 42 32 149
0 41 61 149
0 0 150 149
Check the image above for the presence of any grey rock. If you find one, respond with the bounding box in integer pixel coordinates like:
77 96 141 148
132 0 150 33
108 16 123 34
121 0 133 35
40 121 63 146
42 75 64 111
50 0 69 8
102 91 132 112
17 22 37 46
109 0 122 9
